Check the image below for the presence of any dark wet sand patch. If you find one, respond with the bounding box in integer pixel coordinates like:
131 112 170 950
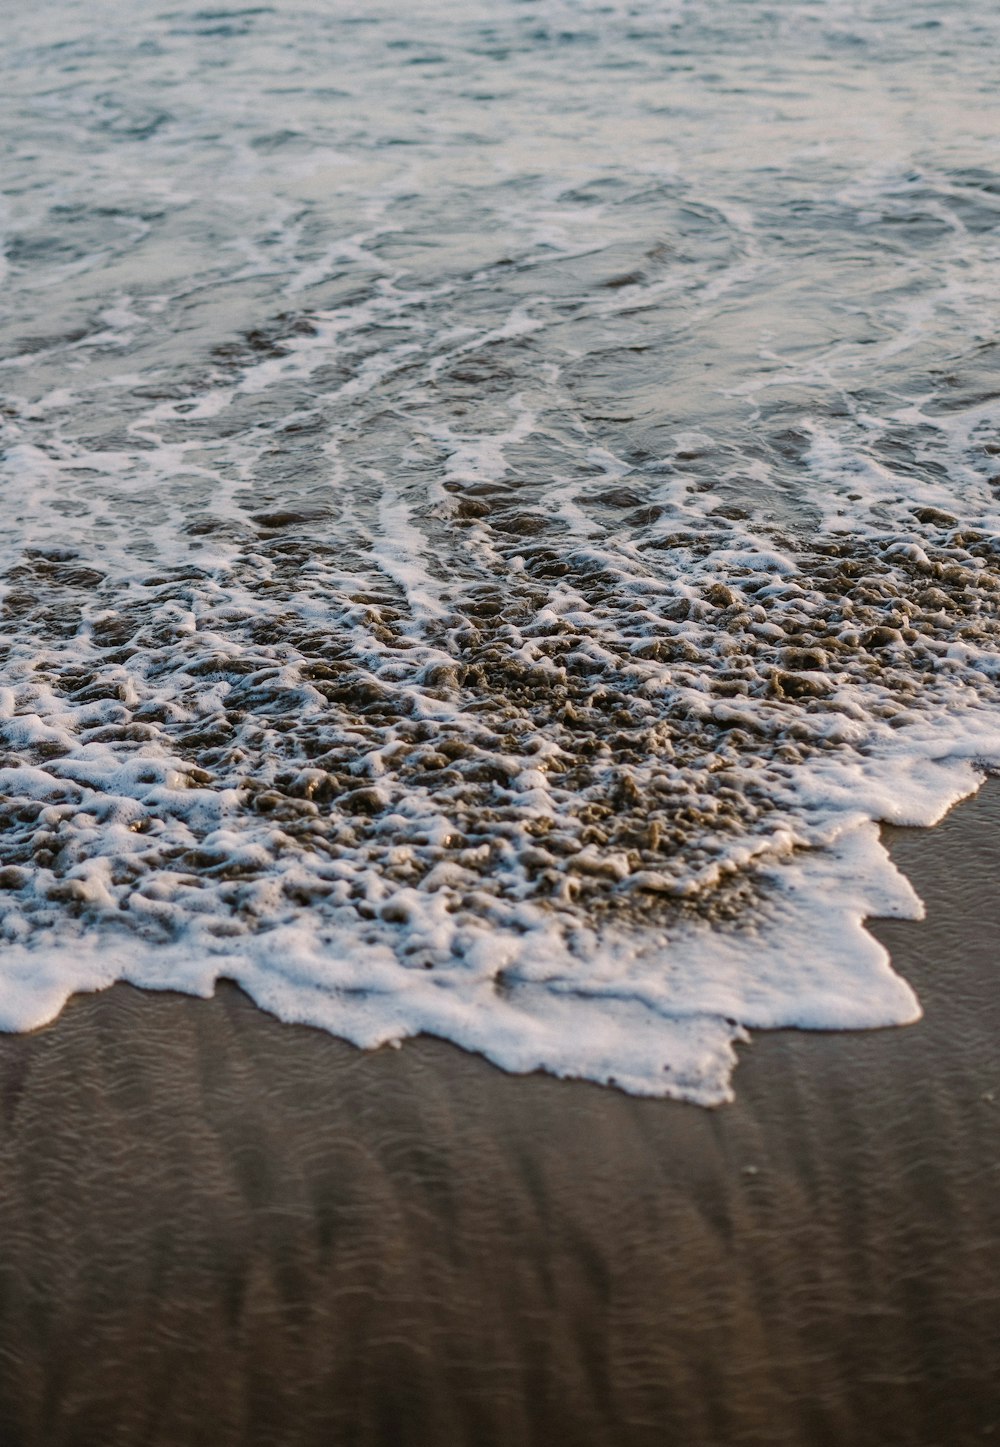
0 783 998 1447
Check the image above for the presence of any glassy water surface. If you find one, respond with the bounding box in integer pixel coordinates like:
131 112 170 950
1 0 999 1100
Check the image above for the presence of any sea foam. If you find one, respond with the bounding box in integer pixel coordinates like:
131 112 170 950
1 0 999 1100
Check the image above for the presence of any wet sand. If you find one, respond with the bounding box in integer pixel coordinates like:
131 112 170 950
0 784 998 1447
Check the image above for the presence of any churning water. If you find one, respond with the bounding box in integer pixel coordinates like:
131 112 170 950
2 0 999 1100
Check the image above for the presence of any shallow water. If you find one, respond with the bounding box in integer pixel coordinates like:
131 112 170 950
1 0 999 1100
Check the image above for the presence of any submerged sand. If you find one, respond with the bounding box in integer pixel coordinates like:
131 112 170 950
0 783 998 1446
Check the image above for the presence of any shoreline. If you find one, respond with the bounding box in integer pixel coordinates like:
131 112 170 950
0 782 998 1445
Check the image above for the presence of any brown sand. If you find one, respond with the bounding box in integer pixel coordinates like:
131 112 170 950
0 783 998 1447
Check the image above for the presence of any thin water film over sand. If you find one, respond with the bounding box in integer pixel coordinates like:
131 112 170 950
1 0 1000 1099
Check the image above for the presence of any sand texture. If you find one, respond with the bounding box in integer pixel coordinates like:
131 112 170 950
0 783 998 1447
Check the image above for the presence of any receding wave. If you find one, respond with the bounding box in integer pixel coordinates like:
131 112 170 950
1 0 999 1100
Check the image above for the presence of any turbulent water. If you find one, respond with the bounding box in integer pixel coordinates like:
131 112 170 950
1 0 999 1101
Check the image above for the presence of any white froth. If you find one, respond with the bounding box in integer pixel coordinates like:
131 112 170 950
2 0 1000 1102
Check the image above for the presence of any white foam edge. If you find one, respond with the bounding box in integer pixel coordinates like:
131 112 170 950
1 726 995 1107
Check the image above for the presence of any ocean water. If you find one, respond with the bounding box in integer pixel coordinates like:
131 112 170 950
1 0 999 1103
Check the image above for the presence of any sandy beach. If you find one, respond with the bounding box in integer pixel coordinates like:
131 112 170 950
0 781 996 1446
4 4 1000 1443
